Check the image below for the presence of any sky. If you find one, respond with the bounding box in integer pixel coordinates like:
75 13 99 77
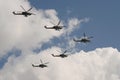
0 0 120 80
29 0 120 51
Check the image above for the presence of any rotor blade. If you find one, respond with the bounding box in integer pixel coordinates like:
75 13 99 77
61 49 68 53
88 36 93 39
44 62 49 64
66 53 73 56
65 49 72 53
56 50 62 53
83 33 86 37
31 13 36 15
27 7 32 12
59 26 65 28
20 5 26 11
63 50 67 53
62 26 66 27
40 59 43 64
50 21 56 26
57 20 61 26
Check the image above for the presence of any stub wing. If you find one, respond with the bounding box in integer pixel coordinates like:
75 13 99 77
51 54 60 57
44 26 54 29
13 12 22 15
32 64 39 67
73 38 81 42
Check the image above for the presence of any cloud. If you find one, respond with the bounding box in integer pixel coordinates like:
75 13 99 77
0 0 89 58
0 47 120 80
58 17 90 51
65 17 90 35
1 0 120 80
0 0 64 57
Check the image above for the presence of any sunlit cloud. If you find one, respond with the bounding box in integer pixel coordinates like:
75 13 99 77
1 47 120 80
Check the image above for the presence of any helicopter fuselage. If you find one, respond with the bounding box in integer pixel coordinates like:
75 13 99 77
80 38 90 43
22 12 32 17
39 64 47 68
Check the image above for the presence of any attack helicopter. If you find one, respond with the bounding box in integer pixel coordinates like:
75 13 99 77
13 5 35 17
73 33 93 43
44 20 65 31
32 59 49 68
51 49 71 58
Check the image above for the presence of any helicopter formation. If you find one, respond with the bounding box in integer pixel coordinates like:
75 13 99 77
13 6 66 31
32 50 71 68
12 5 93 68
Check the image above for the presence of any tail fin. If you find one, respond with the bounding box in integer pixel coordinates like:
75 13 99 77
32 64 35 67
51 54 55 57
44 26 47 28
73 38 76 41
12 12 16 15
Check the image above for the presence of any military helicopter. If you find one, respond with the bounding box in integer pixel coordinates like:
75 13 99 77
44 20 65 31
32 59 49 68
13 5 35 17
73 33 93 43
51 49 71 58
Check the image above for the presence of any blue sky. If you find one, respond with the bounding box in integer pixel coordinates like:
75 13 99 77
29 0 120 51
1 0 120 79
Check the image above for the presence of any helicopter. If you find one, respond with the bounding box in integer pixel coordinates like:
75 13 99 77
73 33 93 43
44 20 65 31
32 59 49 68
13 5 35 17
51 49 71 58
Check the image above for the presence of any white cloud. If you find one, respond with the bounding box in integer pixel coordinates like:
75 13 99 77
1 0 120 80
0 47 120 80
0 0 89 58
65 17 90 35
60 17 90 51
0 0 64 57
